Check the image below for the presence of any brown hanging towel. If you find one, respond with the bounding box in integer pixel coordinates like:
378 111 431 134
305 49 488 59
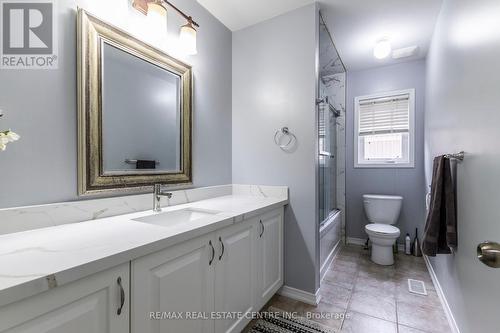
422 155 457 256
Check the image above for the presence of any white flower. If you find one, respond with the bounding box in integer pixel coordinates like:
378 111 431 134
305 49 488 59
0 133 8 144
0 130 20 151
6 131 20 142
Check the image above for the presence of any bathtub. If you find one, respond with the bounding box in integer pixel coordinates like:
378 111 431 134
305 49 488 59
320 209 342 281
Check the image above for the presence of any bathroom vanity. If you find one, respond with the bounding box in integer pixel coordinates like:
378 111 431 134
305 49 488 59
0 185 287 333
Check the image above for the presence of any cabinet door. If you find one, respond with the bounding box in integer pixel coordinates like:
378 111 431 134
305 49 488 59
214 222 256 333
0 263 129 333
256 208 284 309
131 234 215 333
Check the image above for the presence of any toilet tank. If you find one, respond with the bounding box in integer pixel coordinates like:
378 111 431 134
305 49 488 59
363 194 403 224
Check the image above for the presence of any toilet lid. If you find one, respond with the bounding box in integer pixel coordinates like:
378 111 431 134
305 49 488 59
365 223 400 235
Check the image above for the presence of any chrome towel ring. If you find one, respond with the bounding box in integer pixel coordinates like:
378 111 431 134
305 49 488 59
274 127 296 149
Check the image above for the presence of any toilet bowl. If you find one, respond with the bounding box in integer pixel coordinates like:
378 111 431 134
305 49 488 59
363 194 403 265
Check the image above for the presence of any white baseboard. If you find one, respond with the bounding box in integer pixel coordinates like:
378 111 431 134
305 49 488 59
423 255 460 333
278 285 321 306
347 236 405 252
346 237 366 246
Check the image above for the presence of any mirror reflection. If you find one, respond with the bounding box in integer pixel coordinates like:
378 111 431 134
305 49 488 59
101 42 182 174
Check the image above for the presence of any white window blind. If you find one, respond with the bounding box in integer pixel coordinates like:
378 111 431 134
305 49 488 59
358 94 410 136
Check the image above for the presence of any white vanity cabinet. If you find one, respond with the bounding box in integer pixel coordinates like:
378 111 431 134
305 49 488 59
255 209 284 309
0 263 129 333
0 207 284 333
214 221 257 333
131 207 283 333
131 233 216 333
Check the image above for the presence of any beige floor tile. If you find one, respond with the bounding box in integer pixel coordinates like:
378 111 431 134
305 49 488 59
348 289 397 322
331 259 358 274
341 311 397 333
300 301 346 331
398 324 430 333
254 246 453 333
320 281 352 308
265 294 303 313
396 284 442 308
323 269 357 290
354 274 397 297
397 300 451 333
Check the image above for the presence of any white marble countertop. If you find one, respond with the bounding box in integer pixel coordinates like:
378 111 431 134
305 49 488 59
0 193 287 306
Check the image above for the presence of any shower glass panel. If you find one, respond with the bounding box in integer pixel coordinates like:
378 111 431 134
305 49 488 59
318 15 345 224
318 14 346 279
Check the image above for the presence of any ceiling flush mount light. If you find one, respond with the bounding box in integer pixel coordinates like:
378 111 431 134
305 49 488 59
373 38 391 59
132 0 200 55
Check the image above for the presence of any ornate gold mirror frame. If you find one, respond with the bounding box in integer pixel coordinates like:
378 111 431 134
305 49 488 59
77 9 192 196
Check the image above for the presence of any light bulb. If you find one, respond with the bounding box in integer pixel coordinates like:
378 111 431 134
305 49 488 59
147 3 167 48
179 21 197 55
373 39 391 59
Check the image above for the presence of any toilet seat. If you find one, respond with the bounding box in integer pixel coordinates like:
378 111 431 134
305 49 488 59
365 223 400 238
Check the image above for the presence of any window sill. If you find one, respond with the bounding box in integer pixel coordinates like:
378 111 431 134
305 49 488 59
354 163 415 169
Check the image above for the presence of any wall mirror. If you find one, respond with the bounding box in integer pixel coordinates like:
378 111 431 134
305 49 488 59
77 9 192 195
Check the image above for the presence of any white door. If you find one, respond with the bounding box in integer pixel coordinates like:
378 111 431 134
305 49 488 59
0 263 129 333
131 234 215 333
256 208 284 309
214 222 256 333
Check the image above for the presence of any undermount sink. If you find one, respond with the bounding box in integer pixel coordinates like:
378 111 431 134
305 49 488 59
132 208 221 227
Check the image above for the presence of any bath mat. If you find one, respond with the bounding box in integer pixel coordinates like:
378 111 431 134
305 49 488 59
247 307 337 333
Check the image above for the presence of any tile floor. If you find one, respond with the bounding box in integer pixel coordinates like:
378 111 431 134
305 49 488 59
245 245 451 333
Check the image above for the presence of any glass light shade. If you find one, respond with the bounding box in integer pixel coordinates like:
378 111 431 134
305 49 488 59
373 39 392 59
147 3 168 48
180 22 197 55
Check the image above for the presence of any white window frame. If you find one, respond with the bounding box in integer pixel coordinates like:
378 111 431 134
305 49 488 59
354 89 415 168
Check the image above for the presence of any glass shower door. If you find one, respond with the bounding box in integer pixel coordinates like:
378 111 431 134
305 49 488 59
319 101 337 223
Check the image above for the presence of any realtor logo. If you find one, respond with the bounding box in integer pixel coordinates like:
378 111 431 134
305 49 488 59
0 0 57 69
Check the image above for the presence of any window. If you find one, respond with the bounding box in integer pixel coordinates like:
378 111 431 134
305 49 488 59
354 89 415 168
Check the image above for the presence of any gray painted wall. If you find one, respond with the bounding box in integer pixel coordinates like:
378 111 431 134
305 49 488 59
0 0 232 209
232 4 320 294
424 0 500 331
346 60 426 242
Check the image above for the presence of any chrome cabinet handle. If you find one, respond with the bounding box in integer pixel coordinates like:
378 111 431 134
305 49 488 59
209 240 215 265
117 277 125 315
219 236 225 261
259 220 264 238
477 241 500 268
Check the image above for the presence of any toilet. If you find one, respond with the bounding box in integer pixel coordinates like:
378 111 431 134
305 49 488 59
363 194 403 265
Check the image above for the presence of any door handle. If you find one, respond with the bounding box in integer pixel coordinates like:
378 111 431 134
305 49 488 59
117 277 125 315
259 220 264 238
219 236 225 261
209 240 215 265
477 241 500 268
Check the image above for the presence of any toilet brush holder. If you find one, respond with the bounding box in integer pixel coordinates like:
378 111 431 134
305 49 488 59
412 228 422 257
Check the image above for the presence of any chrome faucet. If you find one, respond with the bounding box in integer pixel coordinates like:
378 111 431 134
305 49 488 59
153 184 172 212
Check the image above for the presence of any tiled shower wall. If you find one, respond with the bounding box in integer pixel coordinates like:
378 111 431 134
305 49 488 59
322 72 346 243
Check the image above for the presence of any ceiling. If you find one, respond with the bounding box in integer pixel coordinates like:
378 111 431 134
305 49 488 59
196 0 443 71
320 0 443 70
196 0 315 32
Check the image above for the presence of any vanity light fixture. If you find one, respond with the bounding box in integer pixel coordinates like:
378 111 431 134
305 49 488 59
132 0 199 55
373 38 392 59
